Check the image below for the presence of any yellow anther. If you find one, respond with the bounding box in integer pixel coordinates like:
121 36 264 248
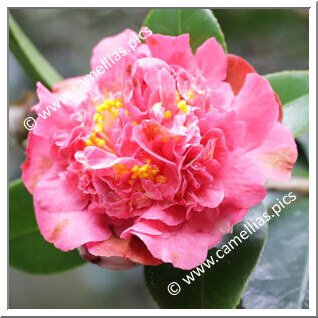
115 100 123 108
85 140 93 146
96 138 105 146
112 109 119 119
156 175 167 183
130 161 160 181
133 121 138 126
90 133 97 142
164 110 172 119
95 105 102 112
94 122 103 133
178 100 189 113
162 136 169 143
94 113 105 122
95 103 107 112
139 165 148 173
105 99 115 108
125 110 130 115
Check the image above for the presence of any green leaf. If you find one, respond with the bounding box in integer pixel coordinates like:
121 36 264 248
9 179 85 274
265 71 309 105
9 13 63 89
265 71 309 138
243 198 309 309
9 179 38 241
297 132 309 160
144 204 268 308
282 94 309 138
143 9 227 53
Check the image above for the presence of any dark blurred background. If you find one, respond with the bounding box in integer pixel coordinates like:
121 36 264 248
9 8 309 309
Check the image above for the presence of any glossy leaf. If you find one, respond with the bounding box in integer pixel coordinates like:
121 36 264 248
9 13 63 89
9 179 85 274
282 94 309 138
265 71 309 105
144 204 268 308
292 134 309 178
144 9 227 53
243 198 309 308
297 132 309 160
265 71 309 138
9 178 38 241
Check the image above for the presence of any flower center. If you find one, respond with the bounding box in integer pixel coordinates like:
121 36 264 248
114 159 167 184
85 97 123 150
131 160 167 184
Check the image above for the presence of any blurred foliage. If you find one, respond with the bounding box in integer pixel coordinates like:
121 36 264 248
213 9 308 74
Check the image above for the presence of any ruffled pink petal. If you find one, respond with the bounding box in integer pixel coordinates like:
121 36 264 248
199 110 245 151
35 204 111 251
75 146 138 172
78 245 138 270
52 76 92 105
140 204 186 226
87 235 162 266
176 69 207 107
225 54 283 122
246 122 298 181
158 68 177 111
21 131 53 194
34 164 89 213
33 166 111 251
145 33 197 73
195 37 227 85
133 120 179 164
121 208 225 270
219 151 267 208
186 172 224 209
90 29 149 92
233 73 279 151
32 83 82 142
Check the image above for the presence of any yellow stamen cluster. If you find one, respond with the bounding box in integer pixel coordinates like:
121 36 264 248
151 91 190 121
177 100 190 113
164 110 172 119
85 132 105 147
130 159 167 183
112 160 167 184
95 98 123 120
85 97 123 148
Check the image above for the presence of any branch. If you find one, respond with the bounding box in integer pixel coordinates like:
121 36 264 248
265 177 309 195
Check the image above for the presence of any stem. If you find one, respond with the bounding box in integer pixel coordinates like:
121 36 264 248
265 177 309 195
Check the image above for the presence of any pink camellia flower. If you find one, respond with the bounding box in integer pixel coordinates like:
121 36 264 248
22 29 297 270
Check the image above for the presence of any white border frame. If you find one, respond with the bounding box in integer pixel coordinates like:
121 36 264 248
3 1 316 316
